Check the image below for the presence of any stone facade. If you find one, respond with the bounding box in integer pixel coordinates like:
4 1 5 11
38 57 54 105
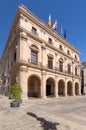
0 4 81 99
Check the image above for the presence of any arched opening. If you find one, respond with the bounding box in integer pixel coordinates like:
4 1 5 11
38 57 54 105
28 75 41 98
75 82 79 95
67 81 72 96
46 78 55 97
58 80 65 96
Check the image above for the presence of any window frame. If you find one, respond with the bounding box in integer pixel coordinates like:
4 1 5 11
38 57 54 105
32 27 37 35
48 56 53 69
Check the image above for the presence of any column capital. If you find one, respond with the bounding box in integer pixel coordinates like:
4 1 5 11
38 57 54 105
41 71 46 75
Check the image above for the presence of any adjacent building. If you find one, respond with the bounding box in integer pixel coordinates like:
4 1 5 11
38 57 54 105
81 62 86 94
0 4 81 99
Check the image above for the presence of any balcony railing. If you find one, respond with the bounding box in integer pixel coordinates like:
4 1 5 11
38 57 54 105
28 60 80 76
28 59 42 67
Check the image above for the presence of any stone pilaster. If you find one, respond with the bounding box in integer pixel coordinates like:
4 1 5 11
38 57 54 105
41 43 46 67
19 32 28 62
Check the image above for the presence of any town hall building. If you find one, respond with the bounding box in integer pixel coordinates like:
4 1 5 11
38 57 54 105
0 4 81 99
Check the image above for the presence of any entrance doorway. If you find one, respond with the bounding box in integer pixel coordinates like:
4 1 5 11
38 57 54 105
46 84 51 96
46 78 55 97
28 75 41 98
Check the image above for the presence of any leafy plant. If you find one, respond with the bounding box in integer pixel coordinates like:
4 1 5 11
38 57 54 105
10 83 22 102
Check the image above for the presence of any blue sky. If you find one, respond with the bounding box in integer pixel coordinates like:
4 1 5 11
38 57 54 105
0 0 86 62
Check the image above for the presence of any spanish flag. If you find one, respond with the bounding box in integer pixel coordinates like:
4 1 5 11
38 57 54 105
48 14 51 27
52 20 58 30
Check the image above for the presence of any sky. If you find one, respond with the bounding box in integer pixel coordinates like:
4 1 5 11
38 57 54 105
0 0 86 62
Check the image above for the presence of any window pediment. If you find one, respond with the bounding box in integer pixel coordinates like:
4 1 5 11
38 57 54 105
30 45 39 52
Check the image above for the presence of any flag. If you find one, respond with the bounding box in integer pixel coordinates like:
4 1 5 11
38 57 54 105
60 25 62 35
48 14 51 27
52 20 58 30
64 29 66 39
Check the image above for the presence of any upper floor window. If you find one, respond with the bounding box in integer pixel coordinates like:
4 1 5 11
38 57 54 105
14 51 16 63
67 64 71 74
75 68 78 76
30 45 39 64
67 50 70 55
59 45 63 51
48 56 53 69
31 51 38 64
59 60 63 72
48 38 52 44
75 55 77 59
32 27 37 35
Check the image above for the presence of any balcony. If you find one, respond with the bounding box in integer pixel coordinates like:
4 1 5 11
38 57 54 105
28 60 80 77
28 59 42 67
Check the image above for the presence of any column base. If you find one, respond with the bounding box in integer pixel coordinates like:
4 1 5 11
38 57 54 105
41 96 47 99
54 95 58 98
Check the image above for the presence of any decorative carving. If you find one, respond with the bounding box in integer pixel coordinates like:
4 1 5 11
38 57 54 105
41 43 46 49
20 32 27 41
41 71 46 75
20 14 23 19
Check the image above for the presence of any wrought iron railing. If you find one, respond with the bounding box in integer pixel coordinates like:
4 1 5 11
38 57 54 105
28 59 80 76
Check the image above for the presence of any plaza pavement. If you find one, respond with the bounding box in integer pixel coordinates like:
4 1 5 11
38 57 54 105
0 95 86 130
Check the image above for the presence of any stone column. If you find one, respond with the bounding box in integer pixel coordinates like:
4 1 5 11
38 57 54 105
19 66 28 99
55 75 58 98
41 71 47 98
72 79 75 96
64 79 67 97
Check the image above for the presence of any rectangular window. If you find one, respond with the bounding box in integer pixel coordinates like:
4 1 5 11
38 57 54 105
48 38 52 44
67 50 70 55
14 51 16 63
75 55 77 59
75 68 77 76
32 27 37 35
59 61 63 72
48 57 53 69
68 64 71 74
59 45 63 51
31 51 38 64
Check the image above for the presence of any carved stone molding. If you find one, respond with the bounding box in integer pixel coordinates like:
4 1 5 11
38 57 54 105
41 43 46 49
20 32 28 41
41 71 46 75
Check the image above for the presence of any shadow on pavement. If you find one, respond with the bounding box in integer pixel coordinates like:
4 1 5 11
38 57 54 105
27 112 60 130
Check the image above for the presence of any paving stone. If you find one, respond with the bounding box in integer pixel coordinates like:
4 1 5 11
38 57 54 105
0 95 86 130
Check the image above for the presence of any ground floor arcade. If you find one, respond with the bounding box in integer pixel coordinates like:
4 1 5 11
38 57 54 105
27 75 81 98
15 68 81 99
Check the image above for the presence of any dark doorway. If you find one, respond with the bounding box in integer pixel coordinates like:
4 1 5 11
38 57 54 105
28 75 40 98
46 84 51 96
46 78 55 97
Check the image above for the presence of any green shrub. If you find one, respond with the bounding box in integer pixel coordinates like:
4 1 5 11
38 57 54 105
10 83 22 102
